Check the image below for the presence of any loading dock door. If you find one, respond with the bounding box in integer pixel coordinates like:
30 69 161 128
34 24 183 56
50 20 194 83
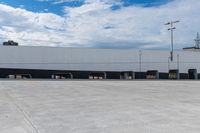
146 70 159 79
52 73 73 79
188 69 197 79
169 69 179 79
8 74 32 79
89 72 106 79
120 72 134 80
135 72 146 79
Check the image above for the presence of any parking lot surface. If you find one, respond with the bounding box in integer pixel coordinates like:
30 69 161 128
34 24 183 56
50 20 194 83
0 80 200 133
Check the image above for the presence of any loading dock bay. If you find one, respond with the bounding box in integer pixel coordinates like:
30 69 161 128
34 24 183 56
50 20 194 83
0 68 200 80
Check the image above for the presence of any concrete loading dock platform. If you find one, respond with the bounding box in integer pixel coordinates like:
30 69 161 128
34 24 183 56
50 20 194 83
1 80 200 133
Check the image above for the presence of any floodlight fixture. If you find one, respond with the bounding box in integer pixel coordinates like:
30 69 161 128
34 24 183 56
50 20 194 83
165 20 180 61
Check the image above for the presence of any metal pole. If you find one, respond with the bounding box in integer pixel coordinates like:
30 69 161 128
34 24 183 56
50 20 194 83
171 23 174 61
168 56 170 71
165 20 179 62
177 54 179 70
139 50 142 72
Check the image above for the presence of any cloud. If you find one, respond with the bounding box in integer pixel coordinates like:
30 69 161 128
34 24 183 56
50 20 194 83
63 0 200 49
53 0 83 4
0 4 67 46
0 0 200 49
35 0 84 4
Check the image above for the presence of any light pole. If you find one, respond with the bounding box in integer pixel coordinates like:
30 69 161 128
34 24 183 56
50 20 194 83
168 56 170 71
177 54 179 70
165 20 180 61
139 50 142 72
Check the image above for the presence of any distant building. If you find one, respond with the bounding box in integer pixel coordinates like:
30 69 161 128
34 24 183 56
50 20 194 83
3 40 18 46
0 45 199 80
0 36 200 80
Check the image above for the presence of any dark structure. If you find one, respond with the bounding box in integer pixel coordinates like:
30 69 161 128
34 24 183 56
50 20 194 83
3 40 18 46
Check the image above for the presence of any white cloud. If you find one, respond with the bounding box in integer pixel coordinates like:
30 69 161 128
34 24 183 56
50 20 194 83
35 0 84 4
53 0 83 4
35 0 120 5
0 0 200 49
0 4 67 46
63 0 200 49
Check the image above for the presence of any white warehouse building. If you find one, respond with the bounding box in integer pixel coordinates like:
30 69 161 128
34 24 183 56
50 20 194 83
0 45 200 79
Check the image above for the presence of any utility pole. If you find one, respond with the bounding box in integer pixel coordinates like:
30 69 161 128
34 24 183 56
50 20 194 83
165 20 180 61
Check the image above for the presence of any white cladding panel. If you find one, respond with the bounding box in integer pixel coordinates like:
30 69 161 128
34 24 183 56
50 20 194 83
0 46 200 73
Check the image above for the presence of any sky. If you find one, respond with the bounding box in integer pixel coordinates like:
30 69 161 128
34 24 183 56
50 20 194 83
0 0 199 49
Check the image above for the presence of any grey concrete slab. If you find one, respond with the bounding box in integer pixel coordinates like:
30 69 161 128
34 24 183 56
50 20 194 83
0 81 200 133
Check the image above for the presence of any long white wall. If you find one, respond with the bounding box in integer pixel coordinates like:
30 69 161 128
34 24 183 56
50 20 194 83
0 46 200 73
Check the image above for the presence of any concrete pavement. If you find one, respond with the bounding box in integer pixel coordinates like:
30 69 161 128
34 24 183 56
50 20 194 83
0 81 200 133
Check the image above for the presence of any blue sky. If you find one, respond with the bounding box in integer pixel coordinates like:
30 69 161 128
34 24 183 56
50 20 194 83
1 0 172 15
1 0 84 15
0 0 199 49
